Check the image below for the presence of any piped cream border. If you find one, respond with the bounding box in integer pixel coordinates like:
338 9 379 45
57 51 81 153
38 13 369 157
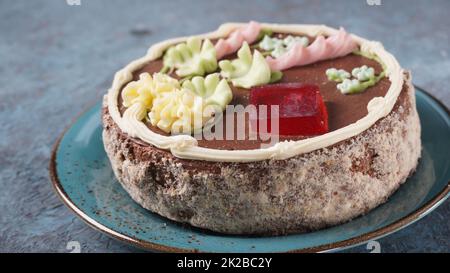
107 23 404 162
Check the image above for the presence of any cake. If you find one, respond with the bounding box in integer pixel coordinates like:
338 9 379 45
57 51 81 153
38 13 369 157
102 22 421 235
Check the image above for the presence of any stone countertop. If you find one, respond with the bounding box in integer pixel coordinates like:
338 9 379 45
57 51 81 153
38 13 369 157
0 0 448 253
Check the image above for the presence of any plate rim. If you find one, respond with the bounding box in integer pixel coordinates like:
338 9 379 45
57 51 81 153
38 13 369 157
49 87 450 253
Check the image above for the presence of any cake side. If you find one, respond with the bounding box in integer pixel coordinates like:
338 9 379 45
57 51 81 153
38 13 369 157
102 72 421 235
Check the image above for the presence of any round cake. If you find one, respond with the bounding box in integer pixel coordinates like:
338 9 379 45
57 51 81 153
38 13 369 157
102 22 421 235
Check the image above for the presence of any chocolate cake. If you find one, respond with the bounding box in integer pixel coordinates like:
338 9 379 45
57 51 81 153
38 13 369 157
102 23 421 235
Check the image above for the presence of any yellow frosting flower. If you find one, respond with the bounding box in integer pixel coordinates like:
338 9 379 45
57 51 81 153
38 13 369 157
149 73 232 134
121 73 154 110
149 89 199 134
150 72 181 95
121 72 180 111
122 72 232 134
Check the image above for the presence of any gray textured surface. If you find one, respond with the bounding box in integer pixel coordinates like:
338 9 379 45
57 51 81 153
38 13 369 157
0 0 448 253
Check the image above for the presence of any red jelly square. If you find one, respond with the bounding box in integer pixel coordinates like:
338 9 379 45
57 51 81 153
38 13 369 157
249 83 329 136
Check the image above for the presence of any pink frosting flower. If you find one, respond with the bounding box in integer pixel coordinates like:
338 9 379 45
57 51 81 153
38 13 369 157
215 21 262 59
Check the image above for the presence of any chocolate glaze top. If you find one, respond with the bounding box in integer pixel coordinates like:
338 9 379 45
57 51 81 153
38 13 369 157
119 37 390 150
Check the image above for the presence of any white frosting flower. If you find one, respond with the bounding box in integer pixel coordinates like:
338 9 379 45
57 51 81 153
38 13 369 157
271 46 288 59
326 68 351 82
352 65 375 81
328 65 382 95
337 79 361 94
283 35 309 48
259 35 284 51
259 35 309 58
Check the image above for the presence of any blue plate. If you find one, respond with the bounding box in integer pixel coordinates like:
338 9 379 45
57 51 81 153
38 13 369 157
50 87 450 252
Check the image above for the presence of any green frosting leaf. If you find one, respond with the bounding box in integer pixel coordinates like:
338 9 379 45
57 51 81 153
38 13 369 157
219 42 281 89
163 37 218 78
182 73 233 110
